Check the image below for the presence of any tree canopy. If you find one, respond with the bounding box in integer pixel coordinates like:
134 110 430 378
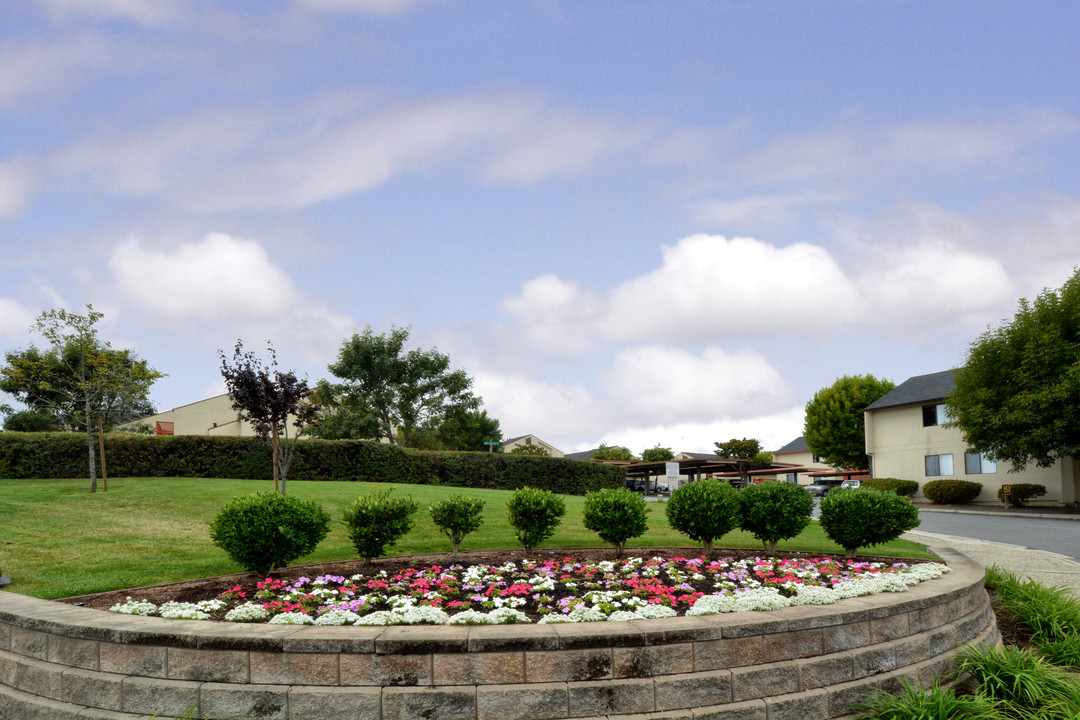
0 305 163 491
804 374 895 469
590 443 637 461
641 445 675 462
315 326 480 448
713 437 764 461
947 268 1080 471
219 340 318 494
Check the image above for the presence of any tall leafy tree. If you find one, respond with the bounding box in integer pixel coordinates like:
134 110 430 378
319 326 480 448
713 437 770 484
804 374 895 469
947 268 1080 471
590 443 637 461
641 445 675 462
0 305 163 492
219 341 319 495
434 408 502 452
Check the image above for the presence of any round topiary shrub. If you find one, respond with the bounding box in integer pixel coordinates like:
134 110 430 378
738 481 813 554
862 477 920 498
818 487 921 559
582 487 650 556
923 479 983 504
209 491 331 575
506 486 566 550
665 479 741 553
343 488 418 562
997 483 1047 508
429 494 486 555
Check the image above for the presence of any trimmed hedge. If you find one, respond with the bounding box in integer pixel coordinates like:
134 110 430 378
922 479 983 504
0 433 623 495
997 482 1047 508
862 477 920 498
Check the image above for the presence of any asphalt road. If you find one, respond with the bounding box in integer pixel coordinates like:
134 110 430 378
911 510 1080 560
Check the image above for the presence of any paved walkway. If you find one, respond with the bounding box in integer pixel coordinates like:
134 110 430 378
905 505 1080 597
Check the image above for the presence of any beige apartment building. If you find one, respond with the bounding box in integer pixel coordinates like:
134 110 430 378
864 370 1080 506
123 394 258 437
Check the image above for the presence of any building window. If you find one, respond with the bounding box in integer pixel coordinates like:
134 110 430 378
925 453 954 476
922 404 949 427
812 454 824 463
965 452 997 474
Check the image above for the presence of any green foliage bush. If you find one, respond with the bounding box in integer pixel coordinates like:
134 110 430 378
737 482 813 554
854 679 1003 720
818 487 920 559
922 479 983 504
997 482 1047 507
429 495 485 555
342 489 418 561
506 486 566 550
208 491 331 575
664 479 741 553
861 477 919 497
0 433 623 495
582 487 649 555
956 644 1080 720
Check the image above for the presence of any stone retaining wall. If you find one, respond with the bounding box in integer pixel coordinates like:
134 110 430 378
0 548 998 720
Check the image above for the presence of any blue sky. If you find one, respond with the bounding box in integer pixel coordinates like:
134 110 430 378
3 0 1080 455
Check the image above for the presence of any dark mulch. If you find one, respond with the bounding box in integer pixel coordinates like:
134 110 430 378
57 547 931 616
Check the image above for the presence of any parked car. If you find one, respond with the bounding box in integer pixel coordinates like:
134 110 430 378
805 480 843 497
840 479 861 490
656 483 669 493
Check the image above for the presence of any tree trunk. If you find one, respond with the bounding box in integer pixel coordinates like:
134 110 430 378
271 428 282 494
84 393 97 493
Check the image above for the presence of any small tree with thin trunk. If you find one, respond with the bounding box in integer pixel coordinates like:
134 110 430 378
219 341 318 495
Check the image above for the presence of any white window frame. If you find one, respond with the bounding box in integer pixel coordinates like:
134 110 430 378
965 452 997 474
925 453 954 476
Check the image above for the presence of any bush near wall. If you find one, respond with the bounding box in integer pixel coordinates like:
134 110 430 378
862 477 920 497
922 479 983 504
0 433 624 495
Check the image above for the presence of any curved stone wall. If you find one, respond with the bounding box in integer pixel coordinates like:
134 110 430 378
0 548 998 720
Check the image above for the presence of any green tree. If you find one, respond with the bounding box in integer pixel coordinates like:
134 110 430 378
2 408 60 432
590 443 637 461
714 437 769 484
641 445 674 462
318 326 480 448
434 408 502 452
804 375 895 469
219 340 319 495
509 444 550 456
947 268 1080 472
0 305 163 492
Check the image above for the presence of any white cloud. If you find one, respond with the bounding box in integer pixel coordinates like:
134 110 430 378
473 370 602 442
53 91 646 212
691 191 844 230
0 35 109 107
605 346 794 425
108 233 300 320
0 160 37 218
292 0 424 13
0 298 36 342
34 0 187 26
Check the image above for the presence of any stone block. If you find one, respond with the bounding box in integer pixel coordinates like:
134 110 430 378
383 685 477 720
0 648 18 686
0 622 10 651
568 677 655 717
476 681 569 720
797 652 853 690
895 633 932 667
614 643 693 678
340 652 432 686
281 625 381 653
14 693 84 720
167 646 249 682
730 661 798 702
288 686 381 720
640 616 724 645
718 617 787 639
691 698 767 719
827 674 889 717
693 636 763 671
654 669 732 711
526 648 612 682
870 612 910 643
14 654 64 700
121 675 201 717
199 681 290 720
821 620 870 653
551 621 645 649
433 650 525 685
851 641 897 678
375 625 469 654
250 650 338 685
100 642 167 678
469 624 561 652
61 666 124 711
760 628 821 662
47 633 99 670
10 626 49 660
763 688 829 720
910 598 959 632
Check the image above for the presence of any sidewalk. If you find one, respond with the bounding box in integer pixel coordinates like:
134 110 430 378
913 502 1080 521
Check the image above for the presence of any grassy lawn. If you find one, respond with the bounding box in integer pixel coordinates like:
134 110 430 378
0 477 934 599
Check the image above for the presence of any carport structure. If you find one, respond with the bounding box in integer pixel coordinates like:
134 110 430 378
623 457 809 493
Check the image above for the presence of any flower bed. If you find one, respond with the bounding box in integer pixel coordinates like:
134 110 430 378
108 554 950 626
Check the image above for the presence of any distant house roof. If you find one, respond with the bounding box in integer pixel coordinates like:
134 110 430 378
773 437 809 455
864 370 956 412
564 449 597 461
675 451 715 459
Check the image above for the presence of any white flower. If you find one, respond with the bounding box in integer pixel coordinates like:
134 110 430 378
158 602 211 620
109 597 157 616
314 610 361 626
448 610 494 625
395 606 450 625
607 610 644 622
791 585 840 606
487 607 531 624
635 604 677 619
268 612 314 625
225 603 269 623
355 611 402 626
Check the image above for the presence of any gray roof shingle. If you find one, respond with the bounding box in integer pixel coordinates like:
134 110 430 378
864 370 956 411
